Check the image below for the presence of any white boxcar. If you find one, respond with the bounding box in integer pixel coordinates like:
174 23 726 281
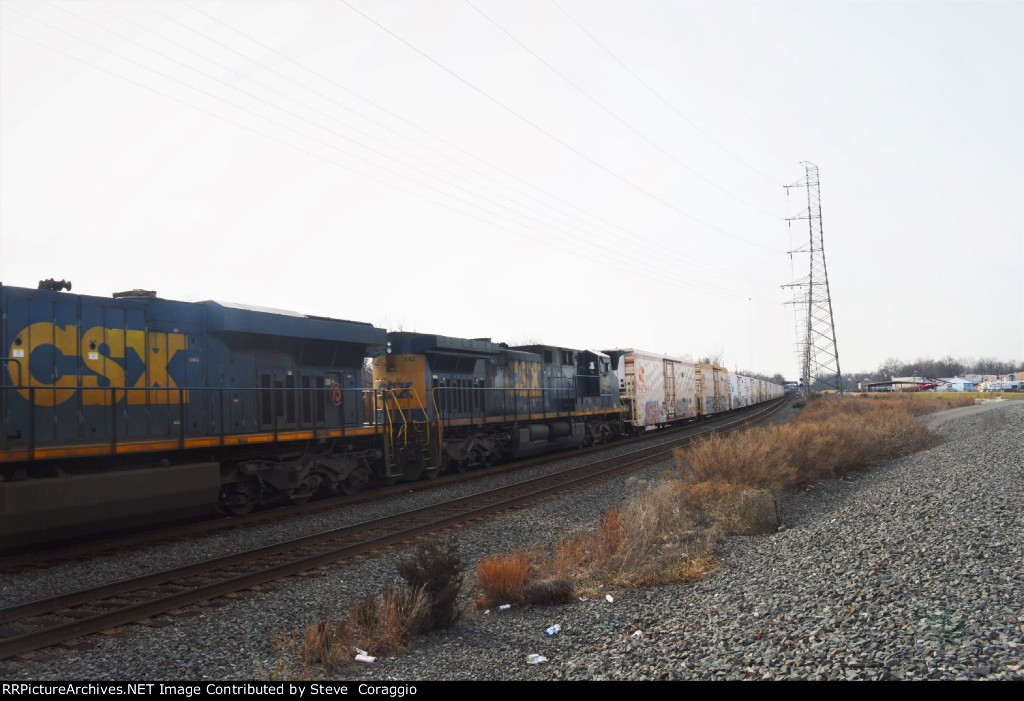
697 362 731 415
607 350 785 430
605 349 699 429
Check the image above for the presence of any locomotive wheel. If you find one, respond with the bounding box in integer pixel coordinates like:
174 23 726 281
284 475 320 505
338 477 361 495
453 459 470 474
424 466 440 480
225 502 255 516
221 482 257 516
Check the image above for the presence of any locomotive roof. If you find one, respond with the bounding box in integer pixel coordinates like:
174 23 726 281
204 300 385 345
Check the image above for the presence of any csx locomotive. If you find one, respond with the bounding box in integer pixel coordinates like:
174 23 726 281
0 282 782 546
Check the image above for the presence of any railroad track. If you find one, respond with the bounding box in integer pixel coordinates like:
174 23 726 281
0 398 787 659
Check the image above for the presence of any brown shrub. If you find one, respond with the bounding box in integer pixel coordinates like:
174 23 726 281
676 428 793 488
396 539 465 632
470 395 941 606
349 586 429 657
271 618 354 679
676 395 936 489
271 585 430 679
710 488 779 536
475 549 533 607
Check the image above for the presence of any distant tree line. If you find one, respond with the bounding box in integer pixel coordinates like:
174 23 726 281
842 355 1022 387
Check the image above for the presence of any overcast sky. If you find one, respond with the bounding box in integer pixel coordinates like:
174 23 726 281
1 0 1021 379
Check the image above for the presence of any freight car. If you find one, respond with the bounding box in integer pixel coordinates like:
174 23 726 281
1 282 784 547
603 349 784 433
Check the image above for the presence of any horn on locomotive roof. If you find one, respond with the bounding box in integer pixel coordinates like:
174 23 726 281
38 278 72 292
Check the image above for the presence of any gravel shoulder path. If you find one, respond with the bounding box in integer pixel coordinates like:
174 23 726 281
2 401 1020 680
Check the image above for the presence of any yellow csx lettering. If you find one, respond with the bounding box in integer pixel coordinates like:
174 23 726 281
7 322 188 406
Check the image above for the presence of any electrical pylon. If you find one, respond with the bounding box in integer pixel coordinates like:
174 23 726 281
782 162 843 394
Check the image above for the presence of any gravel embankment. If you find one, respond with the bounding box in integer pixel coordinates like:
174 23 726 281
2 401 1020 680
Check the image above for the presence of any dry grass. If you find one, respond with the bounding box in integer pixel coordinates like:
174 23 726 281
349 586 429 657
475 549 534 607
396 539 465 633
270 537 470 679
678 395 937 489
857 392 1007 414
527 478 720 589
271 584 431 679
477 394 945 602
270 619 354 680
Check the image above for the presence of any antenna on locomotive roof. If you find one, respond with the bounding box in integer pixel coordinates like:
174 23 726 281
38 278 72 292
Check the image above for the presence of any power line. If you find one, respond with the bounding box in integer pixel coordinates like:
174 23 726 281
466 0 782 220
339 0 784 254
0 18 772 303
166 0 777 282
550 0 783 188
47 0 734 288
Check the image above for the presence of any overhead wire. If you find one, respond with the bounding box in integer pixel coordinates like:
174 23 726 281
174 0 781 281
550 0 783 188
49 0 725 288
338 0 785 254
465 0 782 220
0 7 775 303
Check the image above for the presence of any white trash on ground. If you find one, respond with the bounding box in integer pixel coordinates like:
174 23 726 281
526 654 549 665
544 624 561 636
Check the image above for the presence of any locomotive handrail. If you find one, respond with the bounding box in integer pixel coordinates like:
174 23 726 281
0 357 23 387
0 384 382 461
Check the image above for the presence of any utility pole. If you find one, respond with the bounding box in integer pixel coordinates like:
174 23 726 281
782 162 843 395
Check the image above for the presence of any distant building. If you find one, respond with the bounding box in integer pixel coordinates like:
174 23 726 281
936 377 978 392
980 380 1021 392
890 376 938 391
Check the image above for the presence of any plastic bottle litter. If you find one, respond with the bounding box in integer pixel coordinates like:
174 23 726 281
605 594 614 603
498 603 511 610
544 624 561 636
353 647 369 657
631 630 643 638
526 654 549 665
354 654 376 664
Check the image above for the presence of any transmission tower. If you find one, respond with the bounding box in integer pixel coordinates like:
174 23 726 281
782 162 843 394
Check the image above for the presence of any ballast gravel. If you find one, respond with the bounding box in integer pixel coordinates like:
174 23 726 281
2 401 1021 681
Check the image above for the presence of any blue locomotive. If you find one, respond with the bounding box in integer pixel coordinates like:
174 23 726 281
1 281 780 547
372 333 622 479
0 282 385 545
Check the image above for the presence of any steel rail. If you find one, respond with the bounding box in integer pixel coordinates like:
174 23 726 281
0 398 787 659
